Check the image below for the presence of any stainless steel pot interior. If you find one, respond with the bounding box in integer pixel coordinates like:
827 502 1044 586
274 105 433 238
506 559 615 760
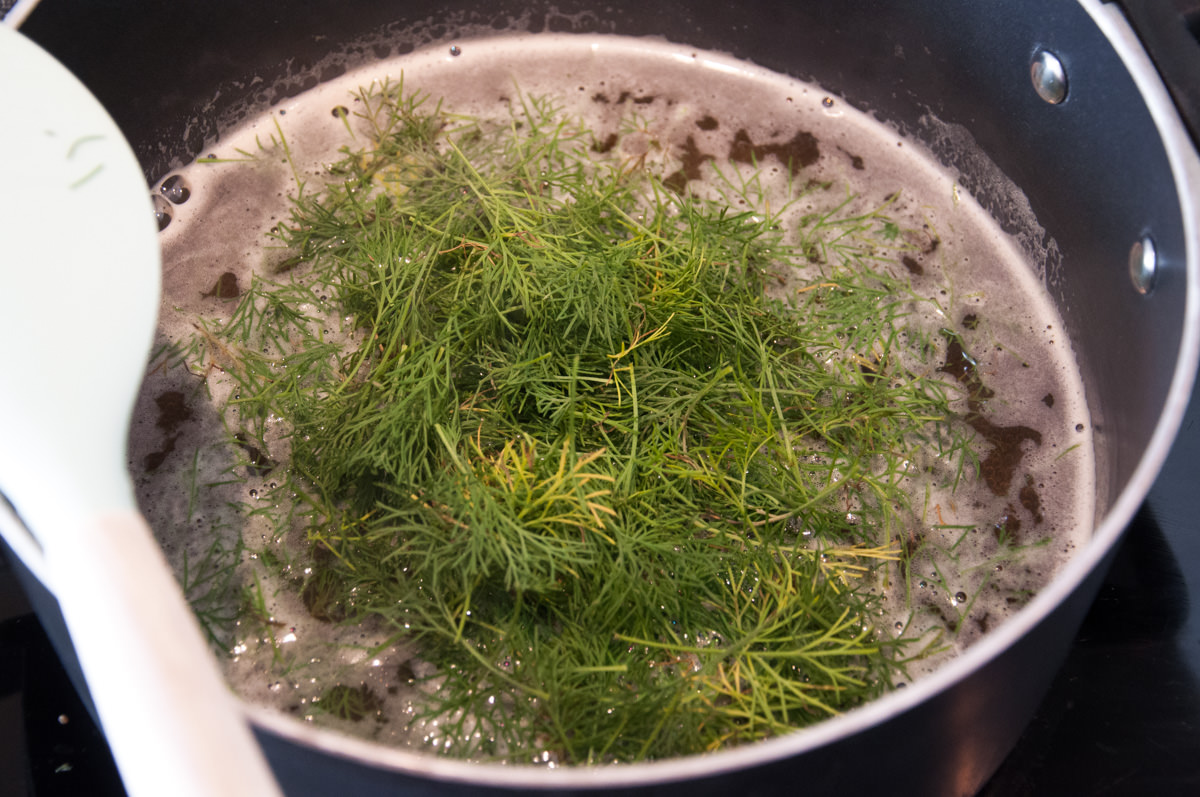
15 1 1199 795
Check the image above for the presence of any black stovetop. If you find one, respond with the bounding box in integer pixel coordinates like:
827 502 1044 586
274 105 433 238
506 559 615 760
2 379 1199 796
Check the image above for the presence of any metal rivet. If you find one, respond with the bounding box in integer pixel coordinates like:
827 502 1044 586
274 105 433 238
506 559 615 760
1129 235 1157 295
1031 50 1068 105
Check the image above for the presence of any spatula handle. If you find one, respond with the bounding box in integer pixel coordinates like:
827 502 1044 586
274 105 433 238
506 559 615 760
42 509 283 797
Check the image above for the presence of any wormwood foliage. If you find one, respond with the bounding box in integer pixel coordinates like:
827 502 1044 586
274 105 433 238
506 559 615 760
209 81 970 763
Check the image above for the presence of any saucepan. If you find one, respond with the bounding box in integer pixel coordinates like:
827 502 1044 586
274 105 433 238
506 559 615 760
7 0 1199 794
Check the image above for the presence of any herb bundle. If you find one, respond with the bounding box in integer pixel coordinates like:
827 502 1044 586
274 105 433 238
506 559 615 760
200 81 971 763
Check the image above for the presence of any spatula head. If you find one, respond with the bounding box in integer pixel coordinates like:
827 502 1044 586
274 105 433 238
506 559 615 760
0 24 161 530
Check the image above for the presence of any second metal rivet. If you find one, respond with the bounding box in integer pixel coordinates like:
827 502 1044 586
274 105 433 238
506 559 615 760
1031 50 1068 105
1129 235 1157 295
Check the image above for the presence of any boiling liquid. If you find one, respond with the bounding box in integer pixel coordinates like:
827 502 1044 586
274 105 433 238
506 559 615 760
130 34 1094 756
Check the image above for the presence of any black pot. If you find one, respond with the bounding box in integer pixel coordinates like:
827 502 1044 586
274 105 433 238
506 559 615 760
13 1 1200 795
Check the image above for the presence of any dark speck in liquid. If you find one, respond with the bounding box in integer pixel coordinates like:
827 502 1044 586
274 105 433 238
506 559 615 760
616 90 655 105
233 432 276 477
1019 474 1045 525
729 128 820 176
939 330 1042 496
154 390 192 433
202 272 241 299
838 146 865 170
144 390 192 471
396 661 416 683
664 135 715 193
592 132 619 154
143 438 175 472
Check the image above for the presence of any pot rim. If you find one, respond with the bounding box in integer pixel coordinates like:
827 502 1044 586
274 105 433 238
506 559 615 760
240 0 1200 788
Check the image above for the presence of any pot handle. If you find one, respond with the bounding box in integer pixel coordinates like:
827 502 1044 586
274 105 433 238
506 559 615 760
1105 0 1200 145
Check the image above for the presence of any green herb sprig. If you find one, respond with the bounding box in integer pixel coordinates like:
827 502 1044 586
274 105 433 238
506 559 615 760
199 80 975 763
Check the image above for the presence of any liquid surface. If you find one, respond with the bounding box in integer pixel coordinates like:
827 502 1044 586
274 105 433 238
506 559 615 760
130 34 1094 760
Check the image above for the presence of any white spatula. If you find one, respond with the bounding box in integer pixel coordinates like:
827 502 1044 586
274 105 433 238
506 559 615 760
0 24 282 797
